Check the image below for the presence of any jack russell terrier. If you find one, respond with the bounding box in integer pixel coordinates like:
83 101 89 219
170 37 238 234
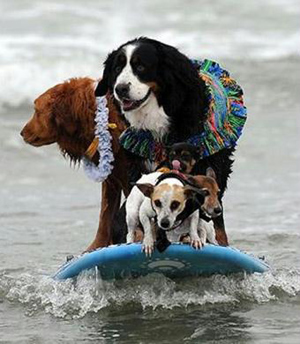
126 168 220 255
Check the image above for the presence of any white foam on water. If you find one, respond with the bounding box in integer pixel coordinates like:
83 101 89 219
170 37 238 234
1 267 299 319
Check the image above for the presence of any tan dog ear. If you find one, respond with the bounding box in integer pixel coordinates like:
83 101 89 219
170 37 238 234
136 183 154 198
206 167 216 180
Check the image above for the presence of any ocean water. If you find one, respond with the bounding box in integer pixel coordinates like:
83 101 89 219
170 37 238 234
0 0 300 343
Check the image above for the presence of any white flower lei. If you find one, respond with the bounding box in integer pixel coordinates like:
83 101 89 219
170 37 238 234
82 96 114 182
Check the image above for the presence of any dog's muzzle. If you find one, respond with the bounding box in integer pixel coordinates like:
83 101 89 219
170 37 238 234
117 89 151 112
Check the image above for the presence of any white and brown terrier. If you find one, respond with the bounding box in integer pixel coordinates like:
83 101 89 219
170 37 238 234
126 168 221 255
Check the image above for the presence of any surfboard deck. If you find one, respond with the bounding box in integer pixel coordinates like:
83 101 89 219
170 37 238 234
53 243 269 281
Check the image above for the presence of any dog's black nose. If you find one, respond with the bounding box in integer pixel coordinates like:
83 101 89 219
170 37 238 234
115 83 130 99
214 206 222 215
160 218 170 229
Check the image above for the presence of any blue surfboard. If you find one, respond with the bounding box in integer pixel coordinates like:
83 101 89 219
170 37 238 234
53 243 269 281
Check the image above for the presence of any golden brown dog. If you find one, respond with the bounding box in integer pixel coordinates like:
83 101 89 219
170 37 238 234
20 77 129 250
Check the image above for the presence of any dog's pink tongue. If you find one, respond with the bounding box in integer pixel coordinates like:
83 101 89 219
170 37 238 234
123 100 134 111
172 160 181 170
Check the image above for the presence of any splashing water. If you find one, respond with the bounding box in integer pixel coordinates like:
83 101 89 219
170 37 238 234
1 268 299 319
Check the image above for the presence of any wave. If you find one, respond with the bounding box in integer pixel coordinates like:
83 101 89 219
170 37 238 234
1 267 299 319
0 60 99 110
1 0 299 110
1 33 299 110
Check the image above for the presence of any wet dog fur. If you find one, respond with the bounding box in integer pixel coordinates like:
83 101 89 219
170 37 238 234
20 77 129 250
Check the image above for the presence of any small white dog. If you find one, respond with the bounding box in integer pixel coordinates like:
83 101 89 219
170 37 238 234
126 172 213 255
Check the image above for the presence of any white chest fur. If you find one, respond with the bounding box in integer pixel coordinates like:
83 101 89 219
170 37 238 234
124 93 170 139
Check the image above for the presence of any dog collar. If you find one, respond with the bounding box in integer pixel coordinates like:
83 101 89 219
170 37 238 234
82 96 115 182
119 59 247 164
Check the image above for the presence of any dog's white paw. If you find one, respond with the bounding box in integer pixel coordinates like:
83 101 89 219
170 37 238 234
142 238 154 256
190 236 203 250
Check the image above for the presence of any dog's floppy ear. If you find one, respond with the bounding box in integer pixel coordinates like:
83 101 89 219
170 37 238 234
136 183 154 198
184 185 208 199
157 42 200 91
206 167 217 180
49 82 82 136
52 103 78 136
95 50 118 97
95 79 108 97
154 39 207 137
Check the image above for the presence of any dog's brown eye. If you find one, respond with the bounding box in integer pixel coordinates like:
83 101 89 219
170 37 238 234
154 200 162 208
137 65 145 72
115 66 122 73
170 201 180 211
203 189 210 197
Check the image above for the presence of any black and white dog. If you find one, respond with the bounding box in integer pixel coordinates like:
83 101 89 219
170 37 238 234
95 37 207 140
96 37 235 246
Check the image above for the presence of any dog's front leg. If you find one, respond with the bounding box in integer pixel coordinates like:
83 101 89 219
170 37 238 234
85 175 121 251
139 200 155 256
197 219 208 247
200 219 218 245
126 207 139 243
213 211 229 246
85 148 129 251
189 211 202 249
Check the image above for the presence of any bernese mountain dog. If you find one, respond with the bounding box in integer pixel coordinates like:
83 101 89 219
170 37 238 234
95 37 239 246
95 37 208 141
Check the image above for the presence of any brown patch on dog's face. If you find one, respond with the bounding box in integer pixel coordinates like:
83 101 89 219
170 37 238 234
152 184 186 208
146 81 159 95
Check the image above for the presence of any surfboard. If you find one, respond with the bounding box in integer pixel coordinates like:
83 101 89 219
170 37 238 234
53 243 269 281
